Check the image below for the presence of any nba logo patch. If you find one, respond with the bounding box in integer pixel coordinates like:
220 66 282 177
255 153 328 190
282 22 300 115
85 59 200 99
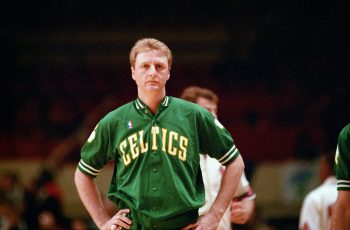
128 121 133 129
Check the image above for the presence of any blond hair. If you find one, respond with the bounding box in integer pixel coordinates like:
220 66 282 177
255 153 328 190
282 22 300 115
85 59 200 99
129 38 173 69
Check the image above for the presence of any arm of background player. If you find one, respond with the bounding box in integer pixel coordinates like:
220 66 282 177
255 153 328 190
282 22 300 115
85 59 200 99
331 190 350 230
231 176 256 225
196 155 244 229
231 196 255 224
74 169 131 230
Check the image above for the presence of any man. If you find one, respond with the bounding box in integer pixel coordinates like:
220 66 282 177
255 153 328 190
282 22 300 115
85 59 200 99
74 38 244 230
299 150 337 230
331 123 350 230
181 86 255 230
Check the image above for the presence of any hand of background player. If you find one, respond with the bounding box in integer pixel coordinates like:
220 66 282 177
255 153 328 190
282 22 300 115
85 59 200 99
231 199 254 224
100 209 132 230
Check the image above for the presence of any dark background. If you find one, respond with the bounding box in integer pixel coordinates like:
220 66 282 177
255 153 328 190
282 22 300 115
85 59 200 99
1 1 350 229
1 0 349 162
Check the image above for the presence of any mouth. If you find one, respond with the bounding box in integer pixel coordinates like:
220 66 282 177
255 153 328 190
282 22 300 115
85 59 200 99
146 80 159 84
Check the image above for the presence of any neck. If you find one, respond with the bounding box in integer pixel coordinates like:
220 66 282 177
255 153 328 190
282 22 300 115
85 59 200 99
138 90 166 114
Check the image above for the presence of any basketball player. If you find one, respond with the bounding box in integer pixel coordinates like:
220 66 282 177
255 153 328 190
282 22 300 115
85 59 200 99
74 38 245 230
331 123 350 230
299 150 337 230
181 86 256 230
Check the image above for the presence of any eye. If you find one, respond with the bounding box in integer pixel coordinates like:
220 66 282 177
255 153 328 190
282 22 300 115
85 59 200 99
156 64 165 70
141 64 149 69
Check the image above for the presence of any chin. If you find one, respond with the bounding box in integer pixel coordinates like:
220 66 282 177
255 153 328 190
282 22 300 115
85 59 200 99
146 86 160 91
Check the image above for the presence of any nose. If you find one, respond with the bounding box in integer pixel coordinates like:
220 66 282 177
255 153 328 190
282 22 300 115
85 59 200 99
148 65 157 74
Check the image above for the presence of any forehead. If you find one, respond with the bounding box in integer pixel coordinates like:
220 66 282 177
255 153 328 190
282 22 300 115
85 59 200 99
196 97 217 109
135 50 168 65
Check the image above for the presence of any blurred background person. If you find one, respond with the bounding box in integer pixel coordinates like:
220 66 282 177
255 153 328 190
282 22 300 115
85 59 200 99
69 217 90 230
181 86 256 230
0 171 27 230
299 150 337 230
23 168 68 229
37 210 65 230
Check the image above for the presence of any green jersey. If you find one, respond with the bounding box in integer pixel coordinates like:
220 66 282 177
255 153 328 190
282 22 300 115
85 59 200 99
334 123 350 191
77 96 239 229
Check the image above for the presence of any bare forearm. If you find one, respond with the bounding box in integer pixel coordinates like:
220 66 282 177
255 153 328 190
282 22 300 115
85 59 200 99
74 169 111 228
331 191 350 230
210 155 244 218
332 205 350 229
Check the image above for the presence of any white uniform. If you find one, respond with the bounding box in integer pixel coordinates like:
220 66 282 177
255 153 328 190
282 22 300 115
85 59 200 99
299 176 337 230
198 155 255 230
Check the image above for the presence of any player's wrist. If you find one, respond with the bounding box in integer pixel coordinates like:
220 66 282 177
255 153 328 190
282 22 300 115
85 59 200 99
100 220 112 230
95 214 112 230
208 206 225 221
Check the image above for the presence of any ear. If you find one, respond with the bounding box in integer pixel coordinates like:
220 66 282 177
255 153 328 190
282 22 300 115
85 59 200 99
131 67 135 80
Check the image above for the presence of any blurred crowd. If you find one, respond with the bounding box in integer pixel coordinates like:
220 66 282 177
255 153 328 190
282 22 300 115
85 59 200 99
0 168 93 230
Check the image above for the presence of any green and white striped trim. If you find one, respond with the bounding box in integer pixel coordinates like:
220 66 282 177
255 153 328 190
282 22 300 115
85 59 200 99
78 159 101 177
135 96 169 110
218 145 239 165
337 180 350 190
161 96 169 106
135 99 145 109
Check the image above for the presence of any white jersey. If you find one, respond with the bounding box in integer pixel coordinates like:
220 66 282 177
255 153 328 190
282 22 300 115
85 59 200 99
299 176 337 230
198 154 255 230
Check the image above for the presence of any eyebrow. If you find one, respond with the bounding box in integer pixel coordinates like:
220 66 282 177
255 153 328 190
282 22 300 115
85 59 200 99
138 60 167 67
